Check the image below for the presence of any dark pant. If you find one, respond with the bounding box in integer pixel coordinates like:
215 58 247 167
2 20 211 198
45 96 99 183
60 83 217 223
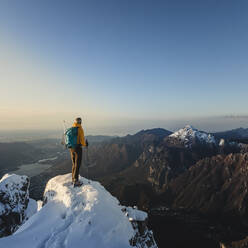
70 146 82 182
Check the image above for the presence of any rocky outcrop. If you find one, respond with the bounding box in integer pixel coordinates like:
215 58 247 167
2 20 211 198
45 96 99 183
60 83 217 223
0 174 158 248
221 235 248 248
123 206 157 247
239 143 248 154
130 219 157 248
0 174 30 237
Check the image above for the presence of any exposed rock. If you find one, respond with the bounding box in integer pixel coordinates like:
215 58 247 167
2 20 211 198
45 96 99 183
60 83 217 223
0 174 30 237
133 142 218 192
122 206 157 248
221 235 248 248
239 143 248 154
165 153 248 217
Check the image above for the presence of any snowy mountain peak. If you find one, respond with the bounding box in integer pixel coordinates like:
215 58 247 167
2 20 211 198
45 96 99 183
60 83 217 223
0 174 157 248
184 124 196 130
169 125 216 148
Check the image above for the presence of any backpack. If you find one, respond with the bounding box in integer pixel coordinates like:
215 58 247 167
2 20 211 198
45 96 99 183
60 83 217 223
64 127 78 148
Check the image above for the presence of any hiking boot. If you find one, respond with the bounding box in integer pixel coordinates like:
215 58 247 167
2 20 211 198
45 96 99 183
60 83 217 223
73 181 83 188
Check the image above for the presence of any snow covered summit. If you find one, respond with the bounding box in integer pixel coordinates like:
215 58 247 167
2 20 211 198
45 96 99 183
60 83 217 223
168 125 216 148
0 174 157 248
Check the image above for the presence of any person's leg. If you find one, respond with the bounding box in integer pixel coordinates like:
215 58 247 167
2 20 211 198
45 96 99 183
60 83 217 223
74 147 82 182
70 149 78 182
70 149 74 181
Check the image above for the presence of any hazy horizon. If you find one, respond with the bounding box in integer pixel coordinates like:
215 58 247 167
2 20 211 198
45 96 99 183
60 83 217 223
1 115 248 139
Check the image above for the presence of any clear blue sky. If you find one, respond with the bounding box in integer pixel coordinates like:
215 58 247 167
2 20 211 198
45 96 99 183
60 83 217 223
0 0 248 134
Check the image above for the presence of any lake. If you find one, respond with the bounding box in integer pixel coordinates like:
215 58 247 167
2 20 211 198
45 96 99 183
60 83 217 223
12 163 53 177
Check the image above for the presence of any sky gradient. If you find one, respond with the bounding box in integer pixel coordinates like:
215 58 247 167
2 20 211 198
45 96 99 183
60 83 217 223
0 0 248 135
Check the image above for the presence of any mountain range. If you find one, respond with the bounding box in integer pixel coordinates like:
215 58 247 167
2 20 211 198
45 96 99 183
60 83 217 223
2 125 248 247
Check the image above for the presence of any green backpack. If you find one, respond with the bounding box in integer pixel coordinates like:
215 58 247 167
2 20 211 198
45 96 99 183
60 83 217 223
65 127 78 148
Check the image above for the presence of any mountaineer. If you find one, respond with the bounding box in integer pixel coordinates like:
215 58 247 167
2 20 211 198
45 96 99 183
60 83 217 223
64 117 88 187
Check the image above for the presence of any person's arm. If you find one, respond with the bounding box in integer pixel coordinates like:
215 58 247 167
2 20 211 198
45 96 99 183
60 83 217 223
79 127 87 147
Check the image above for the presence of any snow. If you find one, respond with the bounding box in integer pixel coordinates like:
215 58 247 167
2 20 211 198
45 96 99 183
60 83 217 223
219 138 225 146
0 173 27 186
124 207 147 222
24 199 38 220
0 174 153 248
169 125 216 147
0 174 29 215
37 200 43 211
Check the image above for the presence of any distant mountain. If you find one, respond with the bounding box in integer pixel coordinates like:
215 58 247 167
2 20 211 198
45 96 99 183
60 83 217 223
166 125 216 148
111 128 172 145
213 128 248 144
85 135 117 144
86 128 172 177
134 128 172 137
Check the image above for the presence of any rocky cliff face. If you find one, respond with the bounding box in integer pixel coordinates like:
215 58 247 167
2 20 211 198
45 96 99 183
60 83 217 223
87 128 172 178
165 153 248 217
123 206 157 247
0 174 30 237
133 142 218 192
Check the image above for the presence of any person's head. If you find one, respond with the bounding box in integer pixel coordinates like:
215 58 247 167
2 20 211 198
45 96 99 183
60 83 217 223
75 117 82 124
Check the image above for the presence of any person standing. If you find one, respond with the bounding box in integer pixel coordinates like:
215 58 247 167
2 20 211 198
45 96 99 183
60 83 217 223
70 117 88 187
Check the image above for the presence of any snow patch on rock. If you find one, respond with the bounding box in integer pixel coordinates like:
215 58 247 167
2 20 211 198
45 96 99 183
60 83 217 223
219 138 225 146
123 206 147 222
